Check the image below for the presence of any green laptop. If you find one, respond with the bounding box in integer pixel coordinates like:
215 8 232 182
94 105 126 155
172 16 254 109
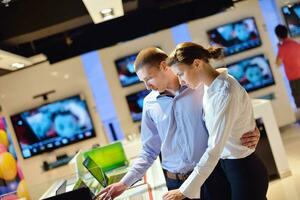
82 142 129 187
83 141 129 172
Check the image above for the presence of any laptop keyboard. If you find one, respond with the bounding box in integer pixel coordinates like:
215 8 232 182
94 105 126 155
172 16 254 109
109 173 126 184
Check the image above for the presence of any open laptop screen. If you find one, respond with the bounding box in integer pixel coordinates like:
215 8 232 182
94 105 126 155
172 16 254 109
84 141 129 172
82 156 108 187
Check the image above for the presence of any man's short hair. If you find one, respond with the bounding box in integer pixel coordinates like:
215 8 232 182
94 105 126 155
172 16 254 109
275 24 288 39
134 47 168 72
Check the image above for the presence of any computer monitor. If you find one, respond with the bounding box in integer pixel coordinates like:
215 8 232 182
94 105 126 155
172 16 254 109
115 53 141 87
226 54 275 92
207 17 262 56
83 141 129 172
10 95 96 159
282 3 300 37
126 89 151 122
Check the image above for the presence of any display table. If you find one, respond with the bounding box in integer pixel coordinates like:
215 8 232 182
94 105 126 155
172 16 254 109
39 140 167 200
39 98 291 199
252 99 291 178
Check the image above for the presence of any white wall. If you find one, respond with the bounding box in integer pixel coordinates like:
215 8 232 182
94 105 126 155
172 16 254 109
187 0 295 127
0 57 108 199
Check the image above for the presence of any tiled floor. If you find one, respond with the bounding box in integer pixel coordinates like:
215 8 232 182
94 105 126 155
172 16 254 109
267 123 300 200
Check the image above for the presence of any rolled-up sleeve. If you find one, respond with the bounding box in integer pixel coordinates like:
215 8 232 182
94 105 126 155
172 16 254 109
179 91 238 198
121 107 161 187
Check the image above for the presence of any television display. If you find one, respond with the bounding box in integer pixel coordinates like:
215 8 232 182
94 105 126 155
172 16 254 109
226 54 275 92
282 3 300 37
115 53 141 87
126 90 151 122
10 95 96 159
207 17 262 56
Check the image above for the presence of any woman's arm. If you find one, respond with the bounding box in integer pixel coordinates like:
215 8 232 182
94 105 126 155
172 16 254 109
178 91 238 199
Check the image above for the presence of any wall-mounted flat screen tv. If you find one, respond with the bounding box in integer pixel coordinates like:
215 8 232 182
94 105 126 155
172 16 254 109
126 90 151 122
115 53 141 87
207 17 262 56
10 95 96 159
282 3 300 37
226 54 275 92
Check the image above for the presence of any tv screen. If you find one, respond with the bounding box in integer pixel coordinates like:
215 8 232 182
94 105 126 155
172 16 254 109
282 3 300 37
10 95 96 159
226 54 275 92
207 17 262 56
126 90 151 122
115 53 141 87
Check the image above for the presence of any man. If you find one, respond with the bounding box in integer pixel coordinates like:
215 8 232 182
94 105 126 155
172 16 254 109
97 47 260 200
275 24 300 109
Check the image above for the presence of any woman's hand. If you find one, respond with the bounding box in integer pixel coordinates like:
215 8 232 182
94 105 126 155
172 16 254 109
241 127 260 149
163 189 185 200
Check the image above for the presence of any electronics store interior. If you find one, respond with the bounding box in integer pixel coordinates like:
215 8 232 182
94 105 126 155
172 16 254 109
0 0 300 199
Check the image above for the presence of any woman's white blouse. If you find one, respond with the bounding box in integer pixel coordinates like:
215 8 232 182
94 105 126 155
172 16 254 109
179 70 255 199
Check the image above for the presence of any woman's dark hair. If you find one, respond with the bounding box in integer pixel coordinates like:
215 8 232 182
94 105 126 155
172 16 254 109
275 24 288 39
166 42 223 66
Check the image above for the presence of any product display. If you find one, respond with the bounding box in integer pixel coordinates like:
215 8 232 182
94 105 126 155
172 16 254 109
126 90 151 122
282 2 300 37
226 54 275 92
0 117 30 199
10 95 96 159
207 17 262 56
115 53 140 87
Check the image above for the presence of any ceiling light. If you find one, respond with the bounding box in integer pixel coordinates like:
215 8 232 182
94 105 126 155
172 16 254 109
82 0 124 24
11 62 25 69
64 74 70 79
51 71 58 76
1 0 12 7
100 8 114 20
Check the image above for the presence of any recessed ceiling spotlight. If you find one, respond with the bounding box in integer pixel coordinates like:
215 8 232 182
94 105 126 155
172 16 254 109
51 71 58 76
64 74 70 79
82 0 124 24
100 8 114 20
11 62 25 69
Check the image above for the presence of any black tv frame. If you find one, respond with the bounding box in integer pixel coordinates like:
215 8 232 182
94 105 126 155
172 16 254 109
114 52 141 87
125 89 150 122
282 2 300 38
10 94 97 159
207 17 262 57
226 54 276 92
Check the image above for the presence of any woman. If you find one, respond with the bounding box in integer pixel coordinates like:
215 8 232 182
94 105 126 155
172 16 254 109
163 42 268 200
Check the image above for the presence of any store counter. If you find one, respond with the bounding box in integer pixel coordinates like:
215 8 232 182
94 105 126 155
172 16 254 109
39 140 167 200
252 99 291 178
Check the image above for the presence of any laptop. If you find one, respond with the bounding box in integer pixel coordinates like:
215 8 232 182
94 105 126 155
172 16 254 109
82 156 127 188
43 187 93 200
83 141 129 172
